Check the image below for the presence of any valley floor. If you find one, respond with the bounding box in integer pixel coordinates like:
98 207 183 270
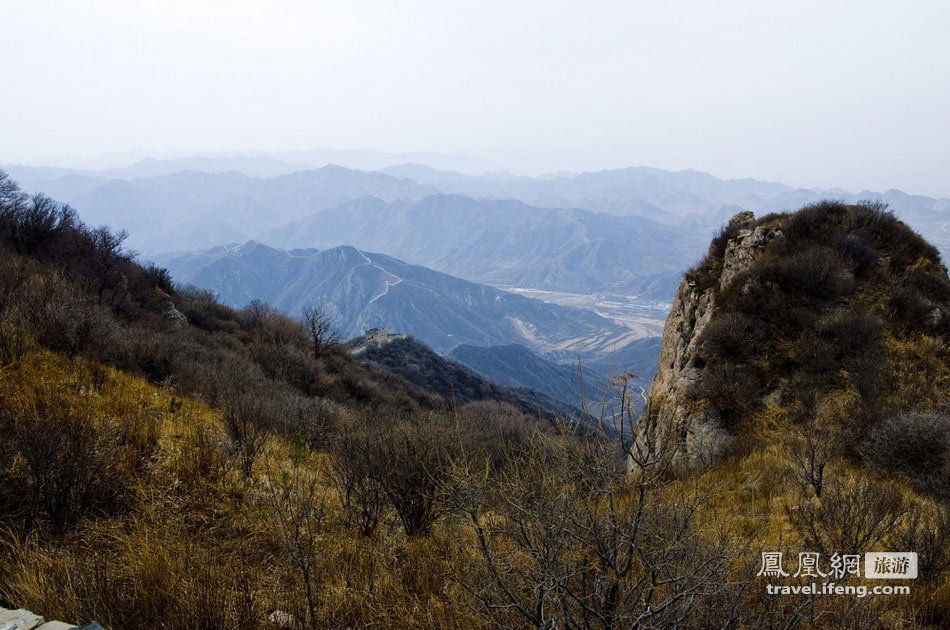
501 287 669 342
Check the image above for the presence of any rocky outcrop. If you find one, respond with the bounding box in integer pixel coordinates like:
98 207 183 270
0 607 101 630
646 211 783 465
162 301 188 329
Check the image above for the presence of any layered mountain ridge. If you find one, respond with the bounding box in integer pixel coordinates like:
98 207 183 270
157 240 633 356
9 160 948 301
260 194 698 296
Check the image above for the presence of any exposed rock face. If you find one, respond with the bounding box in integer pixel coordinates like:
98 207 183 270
0 608 45 630
646 211 783 465
162 301 188 329
0 606 96 630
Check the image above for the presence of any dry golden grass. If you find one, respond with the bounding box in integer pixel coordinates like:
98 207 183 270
884 334 950 409
0 350 486 628
1 350 947 628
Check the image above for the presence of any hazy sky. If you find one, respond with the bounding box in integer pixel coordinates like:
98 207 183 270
2 0 949 196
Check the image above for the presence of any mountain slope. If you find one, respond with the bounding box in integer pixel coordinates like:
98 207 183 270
447 336 663 414
347 329 578 419
261 194 703 297
646 203 950 483
158 241 631 355
446 343 600 412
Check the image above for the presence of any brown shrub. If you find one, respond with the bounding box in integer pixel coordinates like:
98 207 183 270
785 475 906 556
692 361 760 429
759 246 856 300
369 414 465 536
859 412 950 497
5 403 136 535
457 425 737 628
327 422 388 537
698 312 764 362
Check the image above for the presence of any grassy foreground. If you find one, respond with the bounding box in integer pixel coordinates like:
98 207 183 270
1 350 947 629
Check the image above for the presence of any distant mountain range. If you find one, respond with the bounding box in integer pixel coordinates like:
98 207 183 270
2 165 437 253
260 194 700 297
157 241 635 356
379 163 950 222
375 164 950 263
4 156 315 181
5 160 946 301
3 149 491 181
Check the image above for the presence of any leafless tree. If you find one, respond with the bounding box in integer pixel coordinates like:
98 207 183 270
327 423 388 537
220 386 271 478
301 305 339 359
262 458 329 629
242 299 272 330
785 475 905 557
783 413 850 498
370 414 460 536
85 225 130 307
456 385 737 629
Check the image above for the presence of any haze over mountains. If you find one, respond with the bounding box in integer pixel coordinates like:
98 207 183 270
2 165 438 254
4 149 490 181
376 163 950 258
8 158 948 268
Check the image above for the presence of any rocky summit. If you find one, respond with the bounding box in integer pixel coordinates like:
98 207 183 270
646 202 950 469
